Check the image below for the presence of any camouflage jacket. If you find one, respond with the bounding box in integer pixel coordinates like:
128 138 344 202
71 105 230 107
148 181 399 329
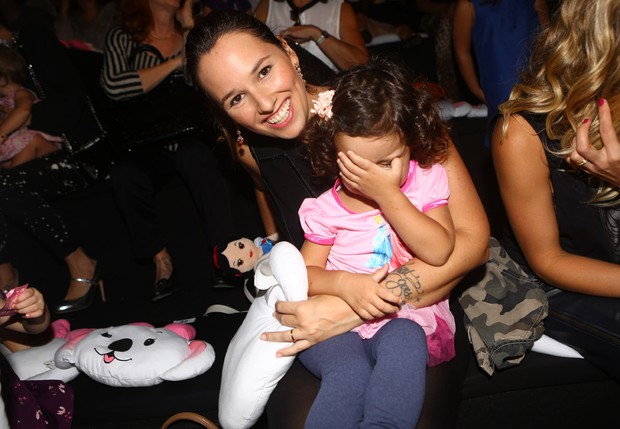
459 237 548 375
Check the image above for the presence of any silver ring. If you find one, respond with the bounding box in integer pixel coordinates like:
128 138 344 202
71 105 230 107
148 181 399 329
289 329 296 342
576 158 588 167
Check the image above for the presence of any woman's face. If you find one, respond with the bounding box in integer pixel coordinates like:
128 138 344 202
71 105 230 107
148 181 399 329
196 31 311 140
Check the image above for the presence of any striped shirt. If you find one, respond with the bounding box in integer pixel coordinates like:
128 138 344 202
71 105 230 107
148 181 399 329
100 26 182 101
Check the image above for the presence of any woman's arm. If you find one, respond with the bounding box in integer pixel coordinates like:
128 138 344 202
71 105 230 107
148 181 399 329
493 115 620 297
264 141 489 355
101 27 184 100
315 1 368 70
272 2 368 71
453 0 486 103
0 89 35 140
381 142 489 308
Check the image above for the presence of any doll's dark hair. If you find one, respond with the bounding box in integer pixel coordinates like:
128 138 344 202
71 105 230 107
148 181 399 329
213 238 243 277
301 55 449 181
0 45 27 87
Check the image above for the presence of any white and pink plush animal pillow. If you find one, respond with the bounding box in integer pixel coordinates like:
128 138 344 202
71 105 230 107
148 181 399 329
54 322 215 387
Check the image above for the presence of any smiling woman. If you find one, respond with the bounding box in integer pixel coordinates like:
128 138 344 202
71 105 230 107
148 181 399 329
186 10 489 428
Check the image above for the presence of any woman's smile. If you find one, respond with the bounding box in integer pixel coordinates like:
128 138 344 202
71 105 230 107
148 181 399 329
266 99 292 127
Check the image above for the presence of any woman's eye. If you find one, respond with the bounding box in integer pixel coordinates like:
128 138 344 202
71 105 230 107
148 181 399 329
259 65 272 79
229 94 243 107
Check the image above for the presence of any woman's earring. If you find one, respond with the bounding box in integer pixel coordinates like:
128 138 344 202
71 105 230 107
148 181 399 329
296 65 305 83
236 128 244 146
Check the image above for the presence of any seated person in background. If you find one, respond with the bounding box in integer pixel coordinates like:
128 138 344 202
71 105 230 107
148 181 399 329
255 0 368 72
453 0 546 147
493 0 620 380
54 0 117 52
0 46 62 169
101 0 238 301
0 23 104 315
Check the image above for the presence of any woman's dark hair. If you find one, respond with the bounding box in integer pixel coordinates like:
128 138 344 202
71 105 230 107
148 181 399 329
187 10 282 95
0 45 26 87
186 10 284 149
301 55 449 181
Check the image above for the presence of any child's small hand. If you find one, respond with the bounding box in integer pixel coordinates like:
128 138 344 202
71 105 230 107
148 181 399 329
337 151 402 201
12 287 46 319
339 265 401 320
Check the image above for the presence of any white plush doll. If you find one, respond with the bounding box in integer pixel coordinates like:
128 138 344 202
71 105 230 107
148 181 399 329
54 322 215 387
218 241 308 429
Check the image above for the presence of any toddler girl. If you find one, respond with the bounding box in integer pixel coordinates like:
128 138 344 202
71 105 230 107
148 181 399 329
0 46 61 169
297 57 456 428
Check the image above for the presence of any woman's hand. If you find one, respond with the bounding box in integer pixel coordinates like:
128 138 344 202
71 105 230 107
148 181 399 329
261 295 363 357
566 98 620 188
176 0 195 32
279 25 322 44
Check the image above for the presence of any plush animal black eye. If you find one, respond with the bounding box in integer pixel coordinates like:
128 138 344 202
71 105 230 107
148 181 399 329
238 242 244 249
101 332 112 338
144 338 155 346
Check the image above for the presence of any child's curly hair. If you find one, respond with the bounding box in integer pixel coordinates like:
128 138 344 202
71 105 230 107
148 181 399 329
301 55 449 181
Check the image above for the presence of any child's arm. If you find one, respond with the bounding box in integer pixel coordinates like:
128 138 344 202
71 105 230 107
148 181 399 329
0 287 50 335
338 151 455 266
0 88 35 142
301 240 401 320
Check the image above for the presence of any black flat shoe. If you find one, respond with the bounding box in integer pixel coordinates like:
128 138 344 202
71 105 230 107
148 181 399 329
152 277 178 302
54 266 105 314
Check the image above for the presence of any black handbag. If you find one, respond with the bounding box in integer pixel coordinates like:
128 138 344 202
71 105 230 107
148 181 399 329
110 69 209 152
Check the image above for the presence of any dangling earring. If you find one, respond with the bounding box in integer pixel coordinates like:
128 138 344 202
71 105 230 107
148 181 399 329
236 128 244 146
296 64 305 83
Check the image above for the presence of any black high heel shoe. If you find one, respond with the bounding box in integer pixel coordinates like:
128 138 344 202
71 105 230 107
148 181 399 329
54 266 105 315
152 276 179 302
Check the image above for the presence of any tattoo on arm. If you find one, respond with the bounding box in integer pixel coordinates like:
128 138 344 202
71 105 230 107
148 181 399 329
385 265 424 303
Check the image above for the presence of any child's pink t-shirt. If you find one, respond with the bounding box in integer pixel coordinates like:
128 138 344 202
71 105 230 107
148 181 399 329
299 160 456 366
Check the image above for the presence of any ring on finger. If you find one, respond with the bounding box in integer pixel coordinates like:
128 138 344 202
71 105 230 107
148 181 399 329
576 158 588 167
289 329 296 342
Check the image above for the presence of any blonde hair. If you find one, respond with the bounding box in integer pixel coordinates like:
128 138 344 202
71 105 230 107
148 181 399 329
500 0 620 205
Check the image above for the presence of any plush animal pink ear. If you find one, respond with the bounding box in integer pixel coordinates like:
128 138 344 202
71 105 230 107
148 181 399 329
63 328 94 350
164 323 196 340
51 319 71 338
128 322 154 328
